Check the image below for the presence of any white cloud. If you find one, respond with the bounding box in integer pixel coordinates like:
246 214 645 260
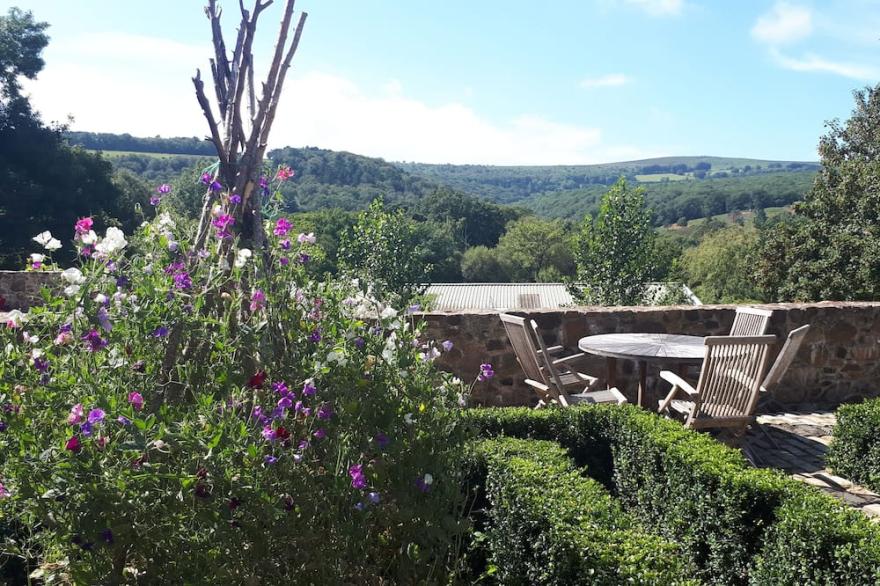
770 48 879 80
580 73 632 88
752 2 813 45
622 0 684 17
22 32 654 165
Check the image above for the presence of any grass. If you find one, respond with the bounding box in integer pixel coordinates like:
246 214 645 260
635 173 691 182
83 149 207 160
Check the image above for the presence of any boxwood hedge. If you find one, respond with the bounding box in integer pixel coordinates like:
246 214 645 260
463 405 880 585
470 437 695 585
827 397 880 493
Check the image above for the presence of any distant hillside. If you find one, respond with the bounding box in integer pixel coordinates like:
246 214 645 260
396 156 818 205
65 131 818 225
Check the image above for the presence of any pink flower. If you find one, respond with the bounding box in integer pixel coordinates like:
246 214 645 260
74 217 93 235
0 482 10 499
275 166 295 182
250 289 266 312
68 403 84 425
273 218 292 237
128 392 144 411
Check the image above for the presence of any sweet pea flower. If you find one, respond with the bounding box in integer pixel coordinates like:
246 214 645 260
33 231 62 251
275 165 295 181
87 408 106 425
212 214 235 239
367 491 381 504
117 415 131 426
94 227 128 256
297 232 316 244
442 340 454 352
415 473 434 493
65 436 81 453
0 482 10 499
74 217 93 235
349 464 367 490
229 193 242 205
68 403 84 425
234 248 252 268
261 425 278 442
28 253 45 269
97 307 112 332
302 380 317 397
273 218 292 237
478 363 495 382
82 329 108 352
313 428 326 440
128 392 144 411
157 183 172 194
250 289 266 312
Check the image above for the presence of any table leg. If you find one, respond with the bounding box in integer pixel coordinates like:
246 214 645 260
606 357 617 390
637 361 647 407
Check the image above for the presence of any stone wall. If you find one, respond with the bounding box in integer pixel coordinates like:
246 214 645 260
421 302 880 409
0 270 60 311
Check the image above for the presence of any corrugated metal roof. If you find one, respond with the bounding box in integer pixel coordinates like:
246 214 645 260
425 283 575 311
424 283 701 310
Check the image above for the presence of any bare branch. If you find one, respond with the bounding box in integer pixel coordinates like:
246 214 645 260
192 69 228 166
258 11 307 149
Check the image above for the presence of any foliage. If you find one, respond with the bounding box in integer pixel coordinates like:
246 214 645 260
826 398 880 493
573 179 656 305
681 225 763 303
469 437 694 585
462 405 880 585
66 131 217 156
0 7 49 103
339 198 432 305
0 204 470 583
756 84 880 301
495 216 575 282
460 246 508 282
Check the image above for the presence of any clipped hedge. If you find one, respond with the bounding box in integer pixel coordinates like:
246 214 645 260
471 437 695 585
464 405 880 585
827 397 880 493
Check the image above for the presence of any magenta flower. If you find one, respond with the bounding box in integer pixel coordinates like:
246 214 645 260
250 289 266 312
273 218 292 237
212 214 235 240
74 217 93 235
275 165 295 181
149 196 161 206
0 482 10 499
200 172 213 186
82 329 107 352
261 425 278 442
157 184 172 194
349 464 367 490
128 392 144 411
65 436 81 453
478 363 495 382
302 381 317 397
68 403 84 425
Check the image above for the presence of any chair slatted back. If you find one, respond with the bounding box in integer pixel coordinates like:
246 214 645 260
529 319 568 396
762 325 810 392
730 307 773 336
499 313 548 387
689 335 775 426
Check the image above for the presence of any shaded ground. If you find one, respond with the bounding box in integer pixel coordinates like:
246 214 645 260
743 411 880 519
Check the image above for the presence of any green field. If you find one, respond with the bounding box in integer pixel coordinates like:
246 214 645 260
86 149 206 161
635 173 691 182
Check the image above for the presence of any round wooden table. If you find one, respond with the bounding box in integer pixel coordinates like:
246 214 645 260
578 333 705 407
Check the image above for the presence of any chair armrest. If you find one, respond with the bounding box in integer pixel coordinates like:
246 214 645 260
537 345 564 356
659 370 698 395
551 352 587 366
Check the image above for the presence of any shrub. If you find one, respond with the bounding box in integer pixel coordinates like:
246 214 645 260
463 405 880 585
827 398 880 493
470 437 694 585
0 201 469 583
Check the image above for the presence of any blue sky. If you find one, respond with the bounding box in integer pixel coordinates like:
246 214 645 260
4 0 879 164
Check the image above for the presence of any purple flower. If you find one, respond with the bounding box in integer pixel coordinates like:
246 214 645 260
280 239 291 250
212 214 235 240
152 326 169 338
298 438 311 451
210 180 223 192
354 336 365 349
82 329 108 352
279 257 289 266
374 432 390 450
313 427 326 440
478 363 495 382
264 455 278 465
317 403 334 420
415 473 434 493
277 395 293 410
229 193 242 204
117 415 131 426
354 502 366 511
200 173 213 186
149 196 161 206
259 176 270 196
349 464 367 490
128 392 144 411
33 357 49 373
172 271 192 290
297 252 311 264
261 425 278 442
442 340 454 352
97 307 112 332
0 421 7 432
87 408 106 425
308 329 321 343
271 380 289 395
250 289 266 312
407 304 422 314
302 381 317 397
367 491 381 504
0 482 10 498
157 184 172 194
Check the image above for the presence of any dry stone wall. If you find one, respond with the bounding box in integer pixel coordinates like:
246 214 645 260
0 270 60 311
421 302 880 409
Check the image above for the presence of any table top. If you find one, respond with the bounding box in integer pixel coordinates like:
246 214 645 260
578 333 705 364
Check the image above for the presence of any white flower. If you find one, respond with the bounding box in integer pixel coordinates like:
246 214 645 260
33 231 61 251
380 306 398 319
80 230 98 245
29 253 46 264
23 332 39 345
143 264 153 275
95 227 127 255
94 293 108 304
298 232 316 244
327 350 348 367
404 413 415 425
157 212 175 231
5 310 27 328
61 268 85 285
234 248 252 268
31 348 44 359
63 285 81 297
423 473 433 486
